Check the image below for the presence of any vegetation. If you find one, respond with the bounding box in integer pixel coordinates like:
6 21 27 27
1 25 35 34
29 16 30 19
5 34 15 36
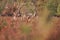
46 0 58 22
0 0 60 40
20 24 31 34
0 19 7 31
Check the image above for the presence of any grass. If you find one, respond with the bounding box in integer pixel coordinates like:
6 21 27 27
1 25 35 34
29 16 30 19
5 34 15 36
20 23 32 34
0 19 7 31
2 20 7 26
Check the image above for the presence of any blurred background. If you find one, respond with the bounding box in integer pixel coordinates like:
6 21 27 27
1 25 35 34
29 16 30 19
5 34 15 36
0 0 60 40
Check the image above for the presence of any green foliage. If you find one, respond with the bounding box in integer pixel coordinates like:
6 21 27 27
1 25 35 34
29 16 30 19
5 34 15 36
2 20 7 26
47 0 58 13
7 0 14 4
46 0 58 22
0 7 2 13
20 24 31 34
0 0 7 13
0 20 7 31
0 0 14 13
25 1 35 14
0 25 3 31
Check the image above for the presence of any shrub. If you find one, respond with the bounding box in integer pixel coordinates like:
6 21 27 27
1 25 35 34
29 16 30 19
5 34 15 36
46 0 58 22
20 24 32 34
